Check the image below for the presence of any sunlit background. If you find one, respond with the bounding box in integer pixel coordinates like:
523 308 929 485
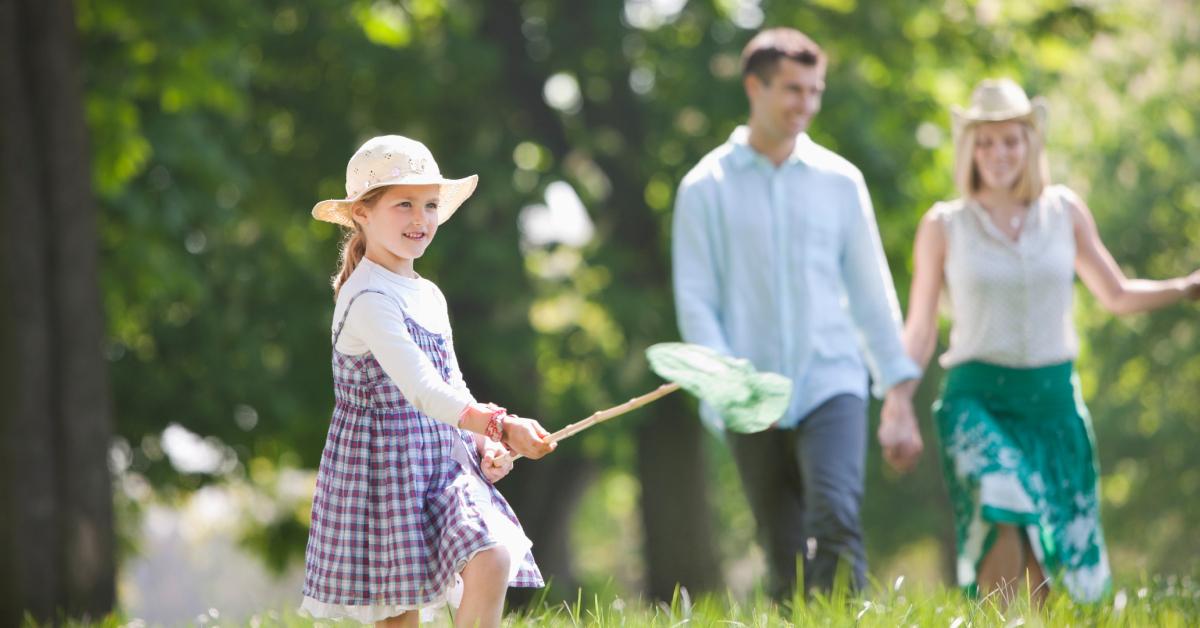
67 0 1200 622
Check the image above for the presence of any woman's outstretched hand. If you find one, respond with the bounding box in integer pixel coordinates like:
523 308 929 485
503 416 556 460
1185 269 1200 300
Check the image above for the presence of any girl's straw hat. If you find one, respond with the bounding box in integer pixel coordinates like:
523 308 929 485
951 78 1047 141
311 135 478 228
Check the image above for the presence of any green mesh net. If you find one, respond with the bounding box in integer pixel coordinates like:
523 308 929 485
645 342 791 433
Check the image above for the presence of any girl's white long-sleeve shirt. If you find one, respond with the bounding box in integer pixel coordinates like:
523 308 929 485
332 257 475 425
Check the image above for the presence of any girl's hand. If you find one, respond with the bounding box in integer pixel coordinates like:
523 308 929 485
503 416 556 460
480 439 513 483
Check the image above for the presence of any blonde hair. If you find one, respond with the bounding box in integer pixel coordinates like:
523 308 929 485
953 119 1050 205
331 187 388 297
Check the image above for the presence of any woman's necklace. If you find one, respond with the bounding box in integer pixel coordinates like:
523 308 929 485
990 208 1025 240
976 194 1027 238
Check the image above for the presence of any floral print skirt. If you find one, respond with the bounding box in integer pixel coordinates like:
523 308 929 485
934 360 1110 602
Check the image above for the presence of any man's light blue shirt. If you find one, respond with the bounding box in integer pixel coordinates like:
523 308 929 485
672 126 920 429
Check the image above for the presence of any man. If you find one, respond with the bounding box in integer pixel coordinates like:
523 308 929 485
671 28 922 598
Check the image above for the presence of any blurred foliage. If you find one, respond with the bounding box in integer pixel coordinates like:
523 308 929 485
80 0 1200 589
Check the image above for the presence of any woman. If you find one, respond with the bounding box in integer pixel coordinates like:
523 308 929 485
880 78 1200 604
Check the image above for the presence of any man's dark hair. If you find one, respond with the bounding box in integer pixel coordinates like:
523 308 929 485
740 28 826 84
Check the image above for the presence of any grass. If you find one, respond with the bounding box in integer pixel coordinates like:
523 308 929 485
497 577 1200 628
28 575 1200 627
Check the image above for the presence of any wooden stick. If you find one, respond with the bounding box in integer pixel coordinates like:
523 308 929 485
503 382 681 463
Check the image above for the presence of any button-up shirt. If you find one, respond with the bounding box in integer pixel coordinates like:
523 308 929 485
672 126 919 429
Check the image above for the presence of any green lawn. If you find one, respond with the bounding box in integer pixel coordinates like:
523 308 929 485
498 579 1200 628
42 576 1200 627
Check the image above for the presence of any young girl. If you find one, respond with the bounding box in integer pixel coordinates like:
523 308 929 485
879 79 1200 604
300 135 556 628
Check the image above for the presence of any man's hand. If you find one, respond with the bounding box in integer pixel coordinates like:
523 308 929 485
879 380 923 473
480 438 513 483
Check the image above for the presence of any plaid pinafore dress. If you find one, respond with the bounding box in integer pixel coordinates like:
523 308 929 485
302 289 542 615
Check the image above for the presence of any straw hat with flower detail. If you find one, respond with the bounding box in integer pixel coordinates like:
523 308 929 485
312 135 478 228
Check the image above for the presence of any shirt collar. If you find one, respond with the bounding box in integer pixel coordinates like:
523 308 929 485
362 257 423 291
727 125 815 169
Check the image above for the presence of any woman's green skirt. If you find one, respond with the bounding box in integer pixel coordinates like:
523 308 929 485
934 360 1110 602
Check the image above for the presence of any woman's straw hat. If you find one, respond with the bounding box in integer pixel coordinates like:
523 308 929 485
951 78 1047 141
311 135 478 228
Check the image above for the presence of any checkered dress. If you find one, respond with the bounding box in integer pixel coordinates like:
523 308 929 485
303 289 543 613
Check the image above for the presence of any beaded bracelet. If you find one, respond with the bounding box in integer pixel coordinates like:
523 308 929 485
482 403 507 442
457 402 508 442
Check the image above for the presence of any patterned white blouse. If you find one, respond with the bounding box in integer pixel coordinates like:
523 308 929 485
935 184 1079 369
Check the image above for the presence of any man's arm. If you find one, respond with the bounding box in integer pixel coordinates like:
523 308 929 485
672 180 733 355
839 174 921 397
839 175 924 472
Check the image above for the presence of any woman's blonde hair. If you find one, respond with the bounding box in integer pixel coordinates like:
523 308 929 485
953 119 1050 205
332 187 389 297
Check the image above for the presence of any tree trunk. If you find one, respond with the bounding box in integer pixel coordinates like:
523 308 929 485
0 0 115 622
636 394 723 600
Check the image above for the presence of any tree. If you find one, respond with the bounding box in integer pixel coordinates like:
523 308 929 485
0 0 114 622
